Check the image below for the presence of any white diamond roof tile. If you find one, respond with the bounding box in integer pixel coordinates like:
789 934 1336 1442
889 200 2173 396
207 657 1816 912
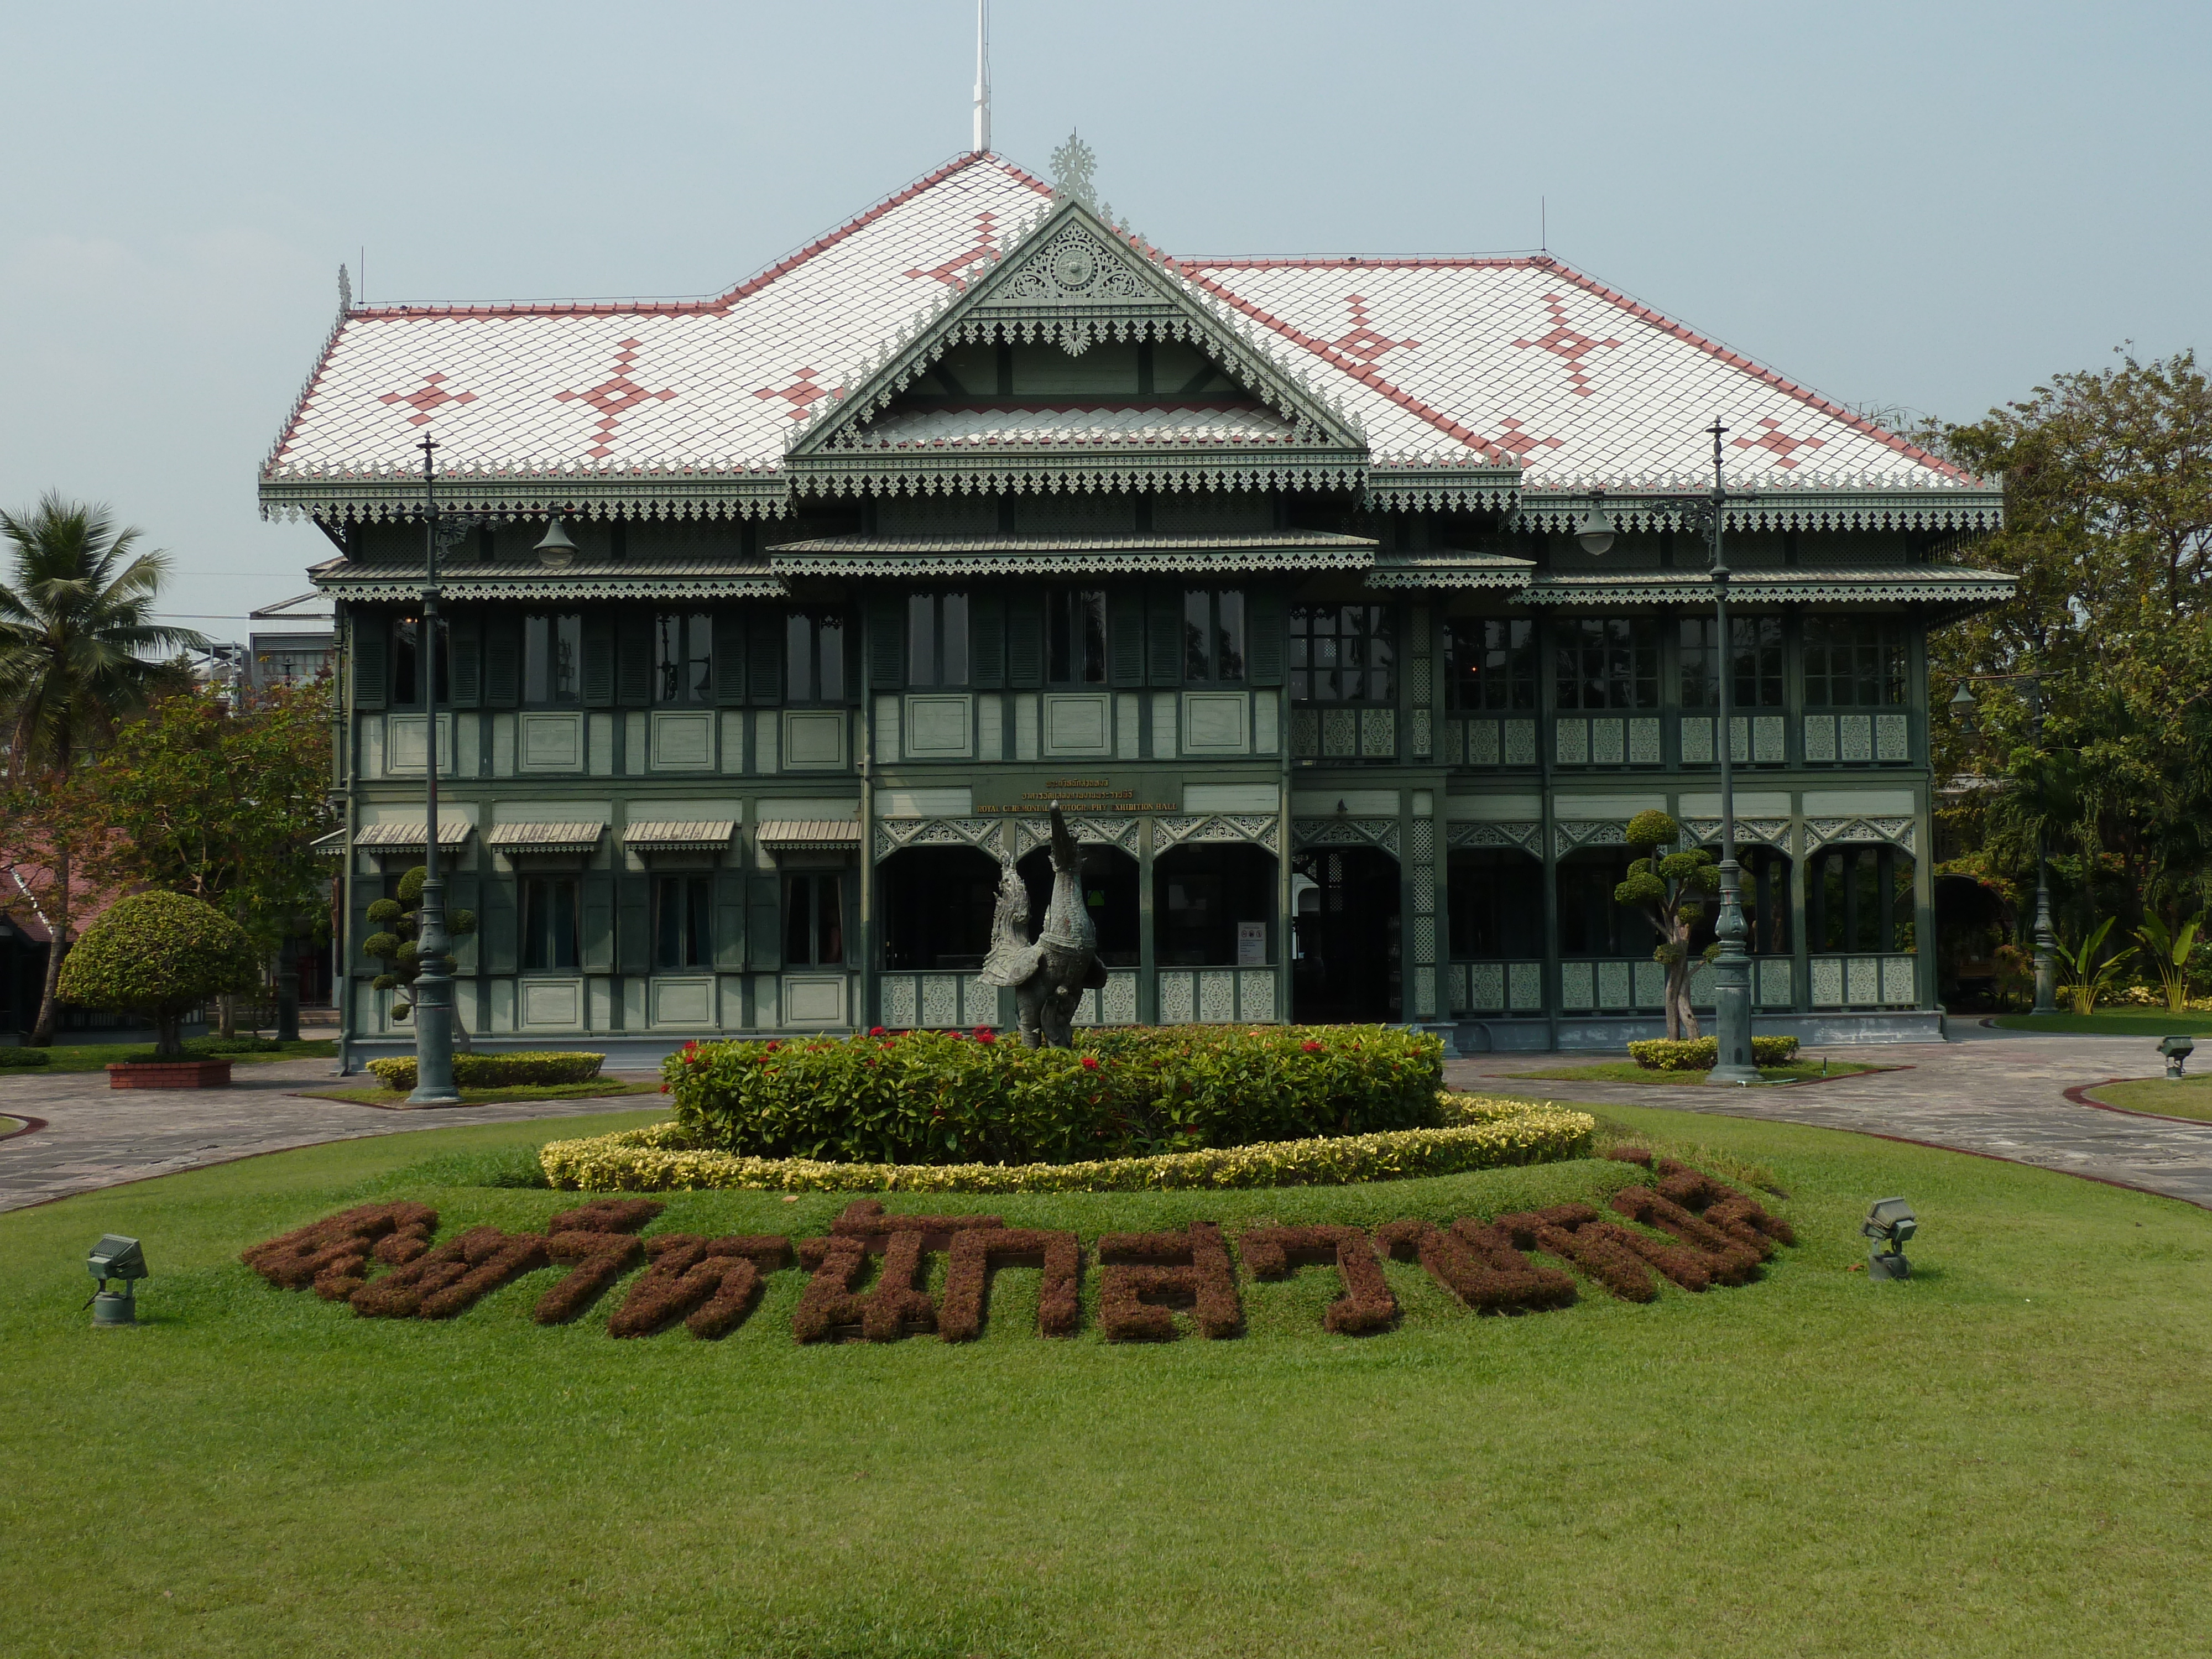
845 403 1295 449
266 154 1974 497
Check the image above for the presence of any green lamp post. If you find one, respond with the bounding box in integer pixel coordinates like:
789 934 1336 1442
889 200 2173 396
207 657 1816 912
405 434 462 1108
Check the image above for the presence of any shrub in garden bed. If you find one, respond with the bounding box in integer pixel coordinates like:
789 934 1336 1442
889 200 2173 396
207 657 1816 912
1626 1035 1801 1071
663 1023 1442 1168
541 1100 1594 1195
366 1050 606 1091
0 1047 53 1067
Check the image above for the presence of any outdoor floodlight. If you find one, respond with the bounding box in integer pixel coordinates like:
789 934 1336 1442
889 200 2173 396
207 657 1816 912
86 1234 147 1327
2160 1034 2194 1079
1575 490 1616 556
1947 682 1977 735
1861 1198 1917 1281
534 517 579 570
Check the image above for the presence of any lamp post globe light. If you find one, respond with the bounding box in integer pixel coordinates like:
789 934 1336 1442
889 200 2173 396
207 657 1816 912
405 434 462 1108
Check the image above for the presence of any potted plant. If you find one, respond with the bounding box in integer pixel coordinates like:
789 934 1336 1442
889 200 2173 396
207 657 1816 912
56 890 262 1088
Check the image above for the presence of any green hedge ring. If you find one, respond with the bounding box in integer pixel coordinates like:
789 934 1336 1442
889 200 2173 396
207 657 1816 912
367 1050 607 1091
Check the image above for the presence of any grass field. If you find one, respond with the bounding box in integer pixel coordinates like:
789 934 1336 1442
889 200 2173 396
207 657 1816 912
0 1114 26 1139
2088 1074 2212 1122
4 1038 338 1074
1993 1008 2212 1036
300 1079 664 1109
1504 1058 1882 1087
2 1103 2207 1657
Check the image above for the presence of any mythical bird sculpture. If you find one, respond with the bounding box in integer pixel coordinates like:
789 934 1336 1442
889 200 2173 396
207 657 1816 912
978 802 1108 1048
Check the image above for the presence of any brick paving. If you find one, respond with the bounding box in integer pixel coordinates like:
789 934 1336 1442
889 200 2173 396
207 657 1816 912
7 1027 2211 1215
0 1058 662 1213
1448 1023 2212 1210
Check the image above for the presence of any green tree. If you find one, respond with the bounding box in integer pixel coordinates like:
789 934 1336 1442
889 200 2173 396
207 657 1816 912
76 681 335 1034
1929 352 2212 940
361 864 476 1024
1613 810 1719 1041
56 889 260 1059
0 494 204 1044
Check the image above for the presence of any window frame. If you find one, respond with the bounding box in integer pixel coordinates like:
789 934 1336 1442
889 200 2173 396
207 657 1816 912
905 591 971 689
1180 588 1248 685
1289 603 1397 706
522 612 582 707
1679 614 1785 710
1553 616 1660 712
521 876 581 972
1803 617 1907 709
1445 617 1537 712
390 615 451 709
653 612 713 706
784 609 850 706
781 871 846 967
653 874 713 969
1046 589 1109 686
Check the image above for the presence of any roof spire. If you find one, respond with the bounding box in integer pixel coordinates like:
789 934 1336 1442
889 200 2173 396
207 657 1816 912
972 0 991 154
337 263 352 317
1050 129 1097 207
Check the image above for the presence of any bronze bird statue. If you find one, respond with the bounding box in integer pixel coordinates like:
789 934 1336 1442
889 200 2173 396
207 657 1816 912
978 802 1108 1048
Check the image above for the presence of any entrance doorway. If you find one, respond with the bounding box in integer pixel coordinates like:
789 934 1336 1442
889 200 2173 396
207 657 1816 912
1291 845 1400 1023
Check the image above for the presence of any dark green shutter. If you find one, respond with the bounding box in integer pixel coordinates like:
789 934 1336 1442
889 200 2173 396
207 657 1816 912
447 613 481 708
1147 587 1183 685
582 614 616 707
1006 593 1042 688
747 612 783 703
615 613 652 707
1109 588 1145 687
747 875 783 968
712 613 747 707
353 619 388 711
970 590 1004 687
713 869 748 970
617 875 650 975
484 615 520 709
1246 585 1288 687
867 589 904 689
482 875 518 974
581 874 616 972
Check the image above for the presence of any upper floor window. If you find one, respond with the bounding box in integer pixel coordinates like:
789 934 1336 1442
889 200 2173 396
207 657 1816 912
655 875 712 968
1048 590 1108 685
1182 589 1246 682
907 592 970 688
1446 618 1536 711
654 613 712 705
1554 617 1658 711
522 877 580 971
524 613 581 706
1291 604 1395 703
390 617 449 708
786 611 847 703
783 872 844 966
1804 618 1906 707
1680 615 1784 708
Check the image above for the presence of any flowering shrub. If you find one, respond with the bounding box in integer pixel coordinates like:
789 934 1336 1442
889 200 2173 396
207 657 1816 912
662 1024 1443 1167
366 1050 605 1091
1626 1036 1800 1072
540 1099 1593 1195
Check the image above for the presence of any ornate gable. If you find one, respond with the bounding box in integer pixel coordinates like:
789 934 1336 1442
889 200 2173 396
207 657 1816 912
782 197 1378 500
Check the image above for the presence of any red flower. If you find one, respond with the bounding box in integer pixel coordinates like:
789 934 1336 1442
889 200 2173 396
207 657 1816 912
1302 1040 1323 1053
658 1082 671 1094
764 1041 780 1053
870 1026 886 1037
977 1030 997 1045
1080 1055 1099 1071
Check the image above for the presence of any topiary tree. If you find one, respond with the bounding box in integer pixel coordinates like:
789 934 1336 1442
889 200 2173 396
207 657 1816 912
1613 809 1720 1041
362 864 476 1024
56 889 261 1059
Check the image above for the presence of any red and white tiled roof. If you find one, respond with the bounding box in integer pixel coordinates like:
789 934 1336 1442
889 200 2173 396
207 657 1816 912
263 149 1986 519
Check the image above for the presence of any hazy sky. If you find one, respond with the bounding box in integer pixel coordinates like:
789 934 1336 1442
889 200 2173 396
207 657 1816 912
3 2 2205 629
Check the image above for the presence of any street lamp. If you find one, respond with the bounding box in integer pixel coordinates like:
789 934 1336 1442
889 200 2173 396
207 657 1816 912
406 435 462 1107
1945 675 2057 1016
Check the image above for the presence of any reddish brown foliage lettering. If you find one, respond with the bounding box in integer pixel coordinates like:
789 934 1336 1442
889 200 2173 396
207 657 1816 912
1372 1218 1578 1314
240 1201 438 1301
1654 1162 1797 1248
829 1198 1006 1250
349 1225 550 1319
607 1234 795 1339
535 1232 646 1324
1490 1204 1660 1303
1609 1188 1762 1286
938 1228 1083 1341
1095 1223 1241 1340
547 1198 665 1235
1239 1224 1397 1334
792 1203 1006 1343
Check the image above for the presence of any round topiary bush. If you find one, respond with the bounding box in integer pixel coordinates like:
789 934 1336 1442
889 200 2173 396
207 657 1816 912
56 891 262 1060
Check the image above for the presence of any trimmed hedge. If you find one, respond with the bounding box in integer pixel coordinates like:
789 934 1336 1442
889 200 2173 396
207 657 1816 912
1626 1035 1801 1071
0 1047 52 1068
663 1024 1443 1168
366 1050 606 1091
540 1095 1595 1196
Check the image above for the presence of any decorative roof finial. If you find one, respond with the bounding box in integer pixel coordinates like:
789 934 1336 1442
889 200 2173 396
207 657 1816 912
337 263 352 317
972 0 991 153
1050 129 1098 207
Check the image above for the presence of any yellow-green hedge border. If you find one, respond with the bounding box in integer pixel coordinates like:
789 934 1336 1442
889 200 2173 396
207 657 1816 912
539 1094 1594 1196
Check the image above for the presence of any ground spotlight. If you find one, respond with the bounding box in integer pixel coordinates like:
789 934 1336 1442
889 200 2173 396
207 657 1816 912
1861 1199 1916 1281
2159 1034 2193 1078
86 1235 148 1327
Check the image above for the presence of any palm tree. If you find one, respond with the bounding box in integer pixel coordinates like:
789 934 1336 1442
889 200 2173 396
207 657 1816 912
0 494 206 1044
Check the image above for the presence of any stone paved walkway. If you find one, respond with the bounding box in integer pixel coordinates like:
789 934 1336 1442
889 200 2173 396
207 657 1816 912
0 1058 662 1213
1447 1022 2212 1209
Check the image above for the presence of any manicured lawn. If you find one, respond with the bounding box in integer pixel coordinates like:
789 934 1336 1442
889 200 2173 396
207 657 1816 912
1993 1008 2212 1036
2 1104 2207 1657
0 1115 25 1139
1505 1058 1883 1087
300 1079 664 1109
2089 1075 2212 1123
6 1038 338 1074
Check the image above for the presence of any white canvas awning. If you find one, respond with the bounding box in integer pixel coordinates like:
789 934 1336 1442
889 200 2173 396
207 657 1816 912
623 820 737 853
353 820 472 851
754 820 862 852
485 822 606 855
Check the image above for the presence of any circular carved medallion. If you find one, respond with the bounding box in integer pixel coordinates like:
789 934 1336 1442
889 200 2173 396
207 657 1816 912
1052 244 1097 290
